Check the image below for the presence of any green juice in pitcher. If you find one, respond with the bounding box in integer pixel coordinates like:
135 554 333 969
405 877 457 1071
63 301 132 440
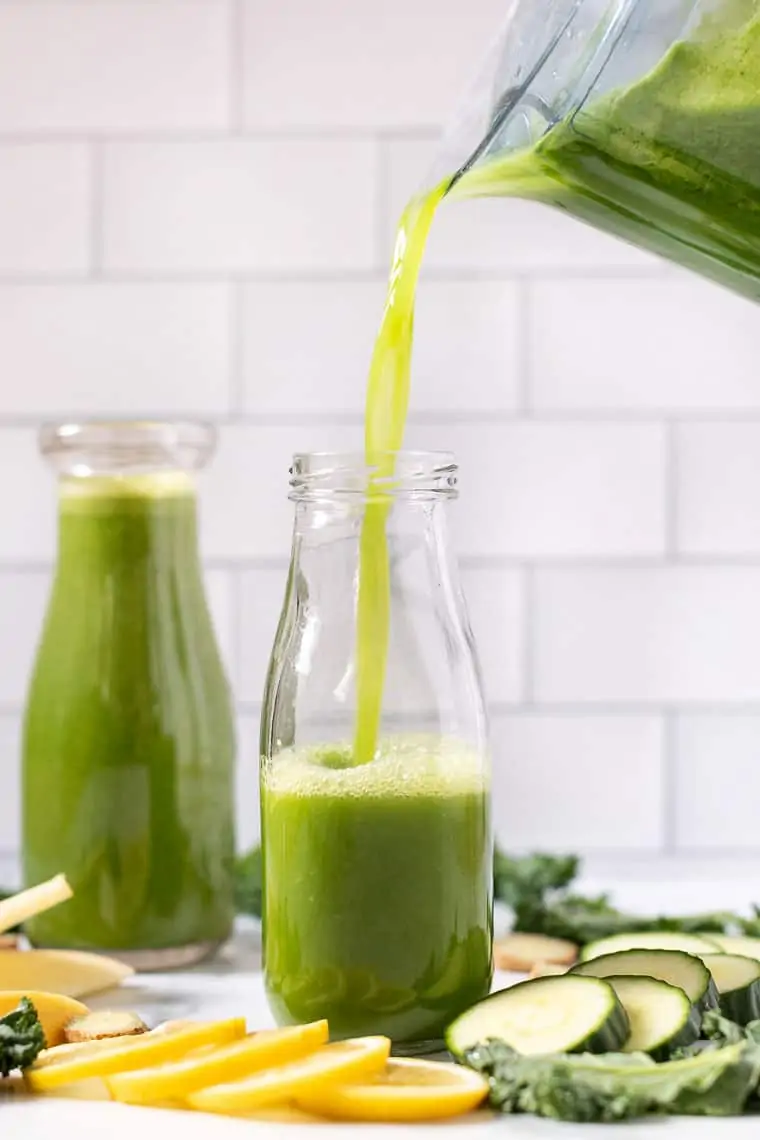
23 424 235 968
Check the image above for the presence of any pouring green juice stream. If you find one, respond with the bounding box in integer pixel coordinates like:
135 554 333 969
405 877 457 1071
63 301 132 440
355 4 760 762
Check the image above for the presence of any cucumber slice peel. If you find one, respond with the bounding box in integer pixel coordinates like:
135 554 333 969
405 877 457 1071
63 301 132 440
707 935 760 962
580 932 721 963
445 975 629 1058
703 953 760 1026
604 975 700 1061
572 948 718 1013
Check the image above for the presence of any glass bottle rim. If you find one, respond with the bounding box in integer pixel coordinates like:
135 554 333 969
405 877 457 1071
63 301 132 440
40 419 217 478
289 450 458 502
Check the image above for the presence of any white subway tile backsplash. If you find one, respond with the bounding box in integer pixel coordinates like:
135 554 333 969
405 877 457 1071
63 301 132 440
0 573 47 705
491 715 664 850
239 566 286 706
236 715 261 852
675 716 760 851
200 424 361 561
536 568 760 703
0 145 90 275
103 140 377 273
238 564 524 708
242 280 520 415
0 5 229 132
0 429 56 561
408 423 666 558
462 568 524 706
531 280 760 411
677 424 760 556
384 139 658 272
205 569 236 689
0 284 231 416
0 718 21 855
242 0 503 129
2 0 760 871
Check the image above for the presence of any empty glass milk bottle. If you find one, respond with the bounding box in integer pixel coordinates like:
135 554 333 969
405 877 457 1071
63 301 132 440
260 451 492 1052
22 421 235 969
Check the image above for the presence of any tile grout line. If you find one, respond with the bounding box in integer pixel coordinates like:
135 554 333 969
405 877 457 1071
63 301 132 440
229 565 244 695
373 134 390 273
664 421 679 558
515 279 533 416
88 139 104 277
228 280 246 413
14 554 760 572
229 0 245 134
520 564 535 707
661 711 678 853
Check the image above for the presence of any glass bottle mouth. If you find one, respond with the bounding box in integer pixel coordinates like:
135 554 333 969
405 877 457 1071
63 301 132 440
40 420 217 479
289 451 458 502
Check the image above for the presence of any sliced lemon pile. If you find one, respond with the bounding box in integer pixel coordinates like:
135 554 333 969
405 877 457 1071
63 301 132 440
108 1021 329 1105
188 1036 391 1114
296 1056 489 1122
26 1018 245 1091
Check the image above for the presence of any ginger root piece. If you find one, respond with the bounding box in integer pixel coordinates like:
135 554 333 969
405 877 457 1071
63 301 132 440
64 1010 148 1044
528 961 569 979
494 933 578 974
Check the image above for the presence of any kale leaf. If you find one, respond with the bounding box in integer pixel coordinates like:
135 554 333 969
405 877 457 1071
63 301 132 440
231 843 750 940
493 849 736 943
234 845 262 919
0 997 45 1077
465 1038 760 1121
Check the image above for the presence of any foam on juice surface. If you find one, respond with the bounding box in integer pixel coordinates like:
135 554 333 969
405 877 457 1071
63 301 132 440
265 735 489 800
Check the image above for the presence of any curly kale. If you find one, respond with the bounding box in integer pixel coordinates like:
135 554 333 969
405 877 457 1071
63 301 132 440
0 997 45 1077
231 843 750 941
234 845 262 919
465 1038 760 1121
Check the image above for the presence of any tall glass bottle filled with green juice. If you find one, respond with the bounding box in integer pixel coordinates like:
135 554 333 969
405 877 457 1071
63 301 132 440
22 421 235 969
261 452 492 1053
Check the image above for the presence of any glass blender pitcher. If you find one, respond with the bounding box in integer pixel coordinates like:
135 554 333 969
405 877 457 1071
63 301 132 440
426 0 760 300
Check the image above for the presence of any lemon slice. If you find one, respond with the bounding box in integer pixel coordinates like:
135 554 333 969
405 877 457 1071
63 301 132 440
296 1057 489 1122
108 1020 329 1105
26 1018 245 1091
188 1036 391 1114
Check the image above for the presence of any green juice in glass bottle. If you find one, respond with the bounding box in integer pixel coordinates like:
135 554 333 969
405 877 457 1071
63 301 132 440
22 422 235 969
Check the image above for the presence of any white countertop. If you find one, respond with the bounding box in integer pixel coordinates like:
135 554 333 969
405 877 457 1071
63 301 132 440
6 875 760 1139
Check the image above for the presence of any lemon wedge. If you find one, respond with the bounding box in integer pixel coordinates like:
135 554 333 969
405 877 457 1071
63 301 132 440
296 1057 489 1121
0 991 88 1047
26 1018 245 1091
188 1036 391 1114
108 1020 329 1105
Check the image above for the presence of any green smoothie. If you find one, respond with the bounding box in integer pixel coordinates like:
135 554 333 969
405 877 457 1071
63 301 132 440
22 473 235 957
457 2 760 299
262 736 492 1048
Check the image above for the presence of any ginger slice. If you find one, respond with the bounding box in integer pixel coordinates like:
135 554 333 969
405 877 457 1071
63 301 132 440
64 1010 148 1044
494 933 578 973
528 961 569 979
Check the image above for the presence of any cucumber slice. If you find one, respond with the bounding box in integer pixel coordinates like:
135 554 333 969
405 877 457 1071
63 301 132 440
707 935 760 961
603 975 700 1061
703 953 760 1025
445 975 629 1058
572 949 718 1012
580 932 721 963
